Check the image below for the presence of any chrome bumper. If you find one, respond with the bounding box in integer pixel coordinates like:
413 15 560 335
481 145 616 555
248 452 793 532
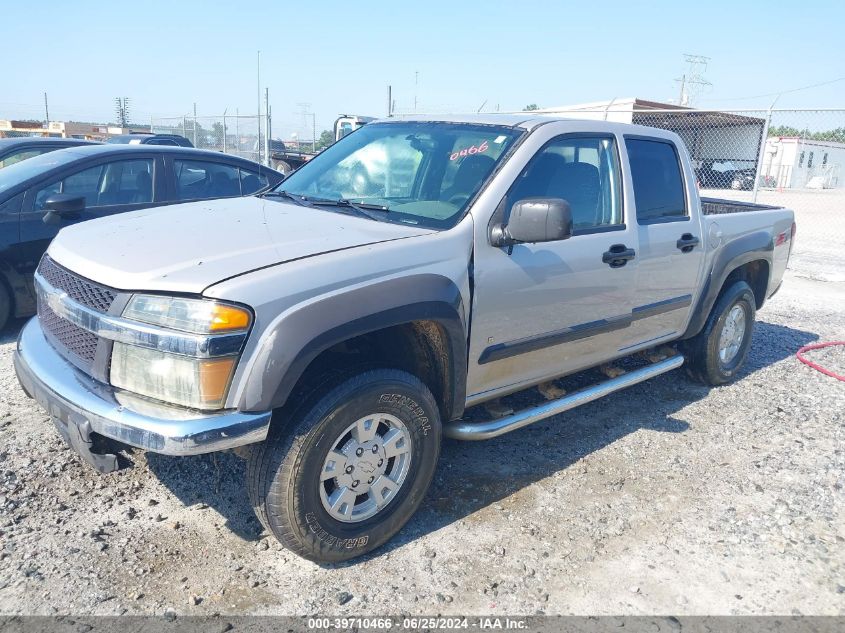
14 318 272 459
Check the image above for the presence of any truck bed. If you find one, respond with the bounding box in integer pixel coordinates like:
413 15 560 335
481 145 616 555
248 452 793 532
701 197 783 215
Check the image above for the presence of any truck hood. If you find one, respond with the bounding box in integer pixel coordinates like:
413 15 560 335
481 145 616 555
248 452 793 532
48 196 434 294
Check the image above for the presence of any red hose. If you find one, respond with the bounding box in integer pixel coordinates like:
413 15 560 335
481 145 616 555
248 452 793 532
796 342 845 382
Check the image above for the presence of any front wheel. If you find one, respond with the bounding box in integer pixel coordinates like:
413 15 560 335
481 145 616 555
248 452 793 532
247 369 441 563
684 280 756 385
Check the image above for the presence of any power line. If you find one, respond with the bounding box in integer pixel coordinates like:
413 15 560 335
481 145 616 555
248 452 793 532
702 76 845 103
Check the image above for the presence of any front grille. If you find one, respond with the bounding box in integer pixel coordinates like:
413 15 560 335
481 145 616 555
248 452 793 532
38 301 99 368
37 255 117 313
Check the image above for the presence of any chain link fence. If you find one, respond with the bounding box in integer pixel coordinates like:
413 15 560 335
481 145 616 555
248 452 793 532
151 115 266 164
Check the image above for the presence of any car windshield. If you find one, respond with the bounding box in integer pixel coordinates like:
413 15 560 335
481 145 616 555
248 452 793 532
271 121 522 229
0 149 82 195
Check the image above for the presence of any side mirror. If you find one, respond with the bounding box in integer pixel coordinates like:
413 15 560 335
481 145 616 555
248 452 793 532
42 194 85 225
491 198 572 247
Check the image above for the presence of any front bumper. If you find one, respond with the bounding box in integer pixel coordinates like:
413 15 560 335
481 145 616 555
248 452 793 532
14 318 272 464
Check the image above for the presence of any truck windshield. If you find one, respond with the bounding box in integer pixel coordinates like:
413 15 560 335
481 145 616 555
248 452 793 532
271 122 522 229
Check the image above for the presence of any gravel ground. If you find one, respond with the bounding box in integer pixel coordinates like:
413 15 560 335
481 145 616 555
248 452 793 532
0 264 843 616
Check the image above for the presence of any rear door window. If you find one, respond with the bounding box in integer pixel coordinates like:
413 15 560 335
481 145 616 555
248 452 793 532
238 168 269 195
626 138 687 222
174 160 241 201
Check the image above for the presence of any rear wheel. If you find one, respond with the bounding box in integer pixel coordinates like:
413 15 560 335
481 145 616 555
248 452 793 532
247 369 441 562
0 282 11 332
684 280 756 385
273 160 293 175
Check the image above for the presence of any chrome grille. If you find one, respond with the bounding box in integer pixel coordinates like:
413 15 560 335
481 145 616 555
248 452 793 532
37 255 117 313
38 300 99 368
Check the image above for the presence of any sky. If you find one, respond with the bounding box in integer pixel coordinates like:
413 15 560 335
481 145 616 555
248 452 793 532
2 0 844 140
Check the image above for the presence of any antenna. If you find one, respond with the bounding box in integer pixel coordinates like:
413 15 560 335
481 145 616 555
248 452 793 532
674 54 712 106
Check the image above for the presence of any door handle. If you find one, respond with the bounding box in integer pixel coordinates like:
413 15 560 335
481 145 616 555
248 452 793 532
602 244 636 268
676 233 700 253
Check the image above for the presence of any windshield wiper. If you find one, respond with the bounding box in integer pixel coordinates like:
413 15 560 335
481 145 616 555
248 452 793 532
260 190 314 207
306 197 390 221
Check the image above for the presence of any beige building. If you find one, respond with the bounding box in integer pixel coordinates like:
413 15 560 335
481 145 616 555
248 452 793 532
0 119 131 140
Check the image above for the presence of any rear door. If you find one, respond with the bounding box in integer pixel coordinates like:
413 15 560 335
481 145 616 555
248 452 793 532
621 136 706 351
467 127 639 400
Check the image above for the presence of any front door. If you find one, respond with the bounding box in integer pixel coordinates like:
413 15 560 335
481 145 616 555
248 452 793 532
467 131 638 402
17 156 161 279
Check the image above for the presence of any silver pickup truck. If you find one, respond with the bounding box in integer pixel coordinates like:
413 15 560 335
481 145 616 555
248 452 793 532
14 114 795 562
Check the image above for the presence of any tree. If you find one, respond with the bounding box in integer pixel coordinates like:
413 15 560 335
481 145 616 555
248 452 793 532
315 129 335 151
524 103 540 111
768 124 845 143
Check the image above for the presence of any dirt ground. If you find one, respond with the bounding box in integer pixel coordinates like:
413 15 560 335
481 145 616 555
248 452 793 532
0 203 843 617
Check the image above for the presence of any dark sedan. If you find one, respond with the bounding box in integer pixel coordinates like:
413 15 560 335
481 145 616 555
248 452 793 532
0 145 283 329
106 133 193 147
0 137 98 169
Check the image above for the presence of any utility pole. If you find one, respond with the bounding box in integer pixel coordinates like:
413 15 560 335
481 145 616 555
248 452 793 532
674 54 711 107
257 50 262 165
264 88 271 167
193 102 198 147
387 85 392 117
297 102 316 150
43 92 49 127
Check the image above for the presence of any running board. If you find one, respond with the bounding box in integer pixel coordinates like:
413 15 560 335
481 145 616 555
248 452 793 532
444 355 684 441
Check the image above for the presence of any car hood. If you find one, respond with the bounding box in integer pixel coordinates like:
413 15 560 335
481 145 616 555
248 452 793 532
47 196 434 294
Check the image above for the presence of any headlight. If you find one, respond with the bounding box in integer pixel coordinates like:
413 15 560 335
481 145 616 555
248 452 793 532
110 296 251 410
110 343 237 410
123 295 251 333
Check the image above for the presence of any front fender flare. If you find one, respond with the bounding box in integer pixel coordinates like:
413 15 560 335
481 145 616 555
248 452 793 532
236 274 467 420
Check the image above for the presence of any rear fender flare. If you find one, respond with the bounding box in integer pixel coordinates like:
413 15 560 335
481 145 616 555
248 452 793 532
682 230 773 340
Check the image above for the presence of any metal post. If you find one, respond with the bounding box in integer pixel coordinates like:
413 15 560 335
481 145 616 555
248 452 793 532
236 109 240 157
387 85 392 117
182 116 187 139
193 103 198 147
257 50 262 166
751 106 774 202
264 88 271 167
312 113 316 152
222 108 227 154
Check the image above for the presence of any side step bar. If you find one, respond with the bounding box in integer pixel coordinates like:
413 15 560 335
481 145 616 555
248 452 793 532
444 355 684 441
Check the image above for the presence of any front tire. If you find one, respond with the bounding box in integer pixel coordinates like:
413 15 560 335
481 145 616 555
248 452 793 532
247 369 441 563
684 280 756 385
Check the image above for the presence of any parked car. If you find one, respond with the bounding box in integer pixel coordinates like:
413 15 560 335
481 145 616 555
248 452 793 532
106 133 193 147
695 160 757 190
0 144 283 329
14 115 795 563
730 168 757 190
0 137 98 169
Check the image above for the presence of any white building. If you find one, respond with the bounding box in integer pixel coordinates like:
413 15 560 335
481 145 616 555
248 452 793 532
762 137 844 189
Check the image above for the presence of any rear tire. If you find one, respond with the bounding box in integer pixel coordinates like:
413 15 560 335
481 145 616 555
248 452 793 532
0 282 11 332
247 369 441 563
684 280 756 385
